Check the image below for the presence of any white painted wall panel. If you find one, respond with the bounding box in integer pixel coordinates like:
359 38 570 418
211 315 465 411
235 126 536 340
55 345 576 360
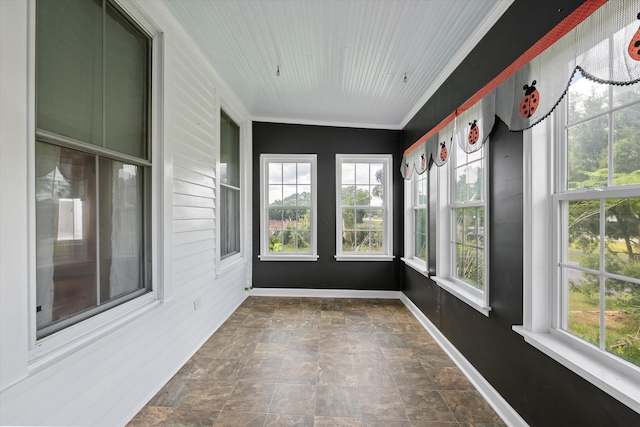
0 0 252 425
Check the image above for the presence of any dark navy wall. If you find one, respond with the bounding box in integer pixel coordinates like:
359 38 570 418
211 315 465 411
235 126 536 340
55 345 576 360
252 122 403 290
402 0 639 425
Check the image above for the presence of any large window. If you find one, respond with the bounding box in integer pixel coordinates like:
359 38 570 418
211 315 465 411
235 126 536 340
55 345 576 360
35 0 151 338
518 74 640 410
220 111 240 259
433 141 489 315
335 154 393 261
402 171 428 272
259 154 318 261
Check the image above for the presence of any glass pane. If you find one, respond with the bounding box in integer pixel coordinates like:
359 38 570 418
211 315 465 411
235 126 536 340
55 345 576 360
370 163 383 184
105 3 149 159
297 185 311 205
268 209 284 231
37 0 103 145
566 270 601 347
455 138 466 167
355 231 369 251
297 163 311 184
568 200 600 271
282 163 297 184
342 209 355 231
613 104 640 186
269 230 283 253
567 117 608 190
605 279 640 367
356 186 371 206
414 209 427 235
341 185 355 206
455 167 467 202
342 231 355 252
605 198 640 271
221 186 240 258
295 209 310 231
36 143 97 331
355 209 367 228
467 145 483 164
370 231 384 252
568 74 609 125
416 176 427 205
282 185 296 206
368 209 384 230
268 163 282 184
356 163 370 185
466 160 483 202
99 159 145 302
220 113 240 186
455 244 465 278
455 209 465 245
613 82 640 107
370 184 383 207
268 185 282 205
297 231 311 251
414 231 426 261
477 248 485 290
342 163 355 185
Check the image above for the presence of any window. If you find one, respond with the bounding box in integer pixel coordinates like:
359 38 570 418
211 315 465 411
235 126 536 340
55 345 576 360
335 154 393 261
220 111 240 259
433 141 490 315
517 73 640 410
402 171 428 272
35 0 151 338
259 154 318 261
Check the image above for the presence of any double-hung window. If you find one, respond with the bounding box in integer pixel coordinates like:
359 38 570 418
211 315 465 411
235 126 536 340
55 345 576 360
335 154 393 261
434 140 489 315
259 154 318 261
35 0 152 338
402 170 428 272
518 72 640 410
220 111 241 259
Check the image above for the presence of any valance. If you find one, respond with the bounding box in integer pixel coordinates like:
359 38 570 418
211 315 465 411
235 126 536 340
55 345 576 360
401 0 640 179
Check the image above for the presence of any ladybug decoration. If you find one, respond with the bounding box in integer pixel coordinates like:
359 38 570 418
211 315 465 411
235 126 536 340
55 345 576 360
420 154 426 170
628 13 640 61
439 141 448 162
405 163 410 176
468 120 479 145
520 80 540 119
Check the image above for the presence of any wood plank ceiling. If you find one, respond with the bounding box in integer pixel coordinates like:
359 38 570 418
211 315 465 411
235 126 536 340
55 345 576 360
162 0 513 129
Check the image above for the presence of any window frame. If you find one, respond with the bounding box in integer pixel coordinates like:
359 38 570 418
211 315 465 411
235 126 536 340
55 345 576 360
433 140 491 316
335 154 394 261
402 171 429 274
219 109 241 262
28 0 164 362
258 153 318 262
516 95 640 413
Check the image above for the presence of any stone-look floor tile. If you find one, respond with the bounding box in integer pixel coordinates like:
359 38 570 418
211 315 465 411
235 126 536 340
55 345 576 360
212 410 266 427
163 408 219 427
231 328 265 343
207 358 248 381
398 389 456 422
318 349 353 364
458 423 507 427
293 318 321 331
223 381 276 413
279 360 317 384
360 419 407 427
440 391 503 424
404 421 459 426
176 355 215 379
269 383 317 415
353 363 395 387
426 367 475 390
348 332 380 347
268 318 298 330
239 357 283 381
346 319 376 332
357 386 407 420
371 321 404 334
351 347 386 364
242 315 273 329
314 416 362 426
416 350 457 368
216 342 256 359
377 333 410 348
127 406 173 426
252 342 289 359
381 348 421 365
317 361 355 386
147 376 192 407
178 380 235 411
285 340 319 361
264 413 314 427
260 329 294 343
389 364 437 390
315 385 361 418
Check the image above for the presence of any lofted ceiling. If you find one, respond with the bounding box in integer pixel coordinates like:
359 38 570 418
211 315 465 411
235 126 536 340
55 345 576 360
162 0 514 129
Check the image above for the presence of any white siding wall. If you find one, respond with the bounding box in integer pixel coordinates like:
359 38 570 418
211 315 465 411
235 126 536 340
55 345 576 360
0 1 252 426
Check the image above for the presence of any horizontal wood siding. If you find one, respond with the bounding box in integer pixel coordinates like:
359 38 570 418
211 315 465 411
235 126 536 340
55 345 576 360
0 1 251 426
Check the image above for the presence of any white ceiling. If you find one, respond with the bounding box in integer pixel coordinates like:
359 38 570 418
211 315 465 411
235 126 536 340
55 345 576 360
162 0 513 129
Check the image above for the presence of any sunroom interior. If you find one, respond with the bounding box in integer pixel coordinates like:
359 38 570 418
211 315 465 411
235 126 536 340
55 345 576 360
1 0 639 426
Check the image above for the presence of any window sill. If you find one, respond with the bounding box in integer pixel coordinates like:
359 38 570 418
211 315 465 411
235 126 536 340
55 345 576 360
258 254 319 262
401 257 429 276
512 326 640 413
432 276 490 316
334 255 395 262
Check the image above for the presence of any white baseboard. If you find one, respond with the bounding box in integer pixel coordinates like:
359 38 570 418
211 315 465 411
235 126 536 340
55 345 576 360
399 293 528 427
248 288 403 299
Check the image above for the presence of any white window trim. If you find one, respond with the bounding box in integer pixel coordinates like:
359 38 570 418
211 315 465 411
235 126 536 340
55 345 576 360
515 113 640 414
27 0 166 365
335 154 394 262
433 143 490 316
258 153 318 262
401 172 428 275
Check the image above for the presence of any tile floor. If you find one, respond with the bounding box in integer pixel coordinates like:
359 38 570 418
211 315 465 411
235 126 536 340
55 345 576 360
128 297 505 427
